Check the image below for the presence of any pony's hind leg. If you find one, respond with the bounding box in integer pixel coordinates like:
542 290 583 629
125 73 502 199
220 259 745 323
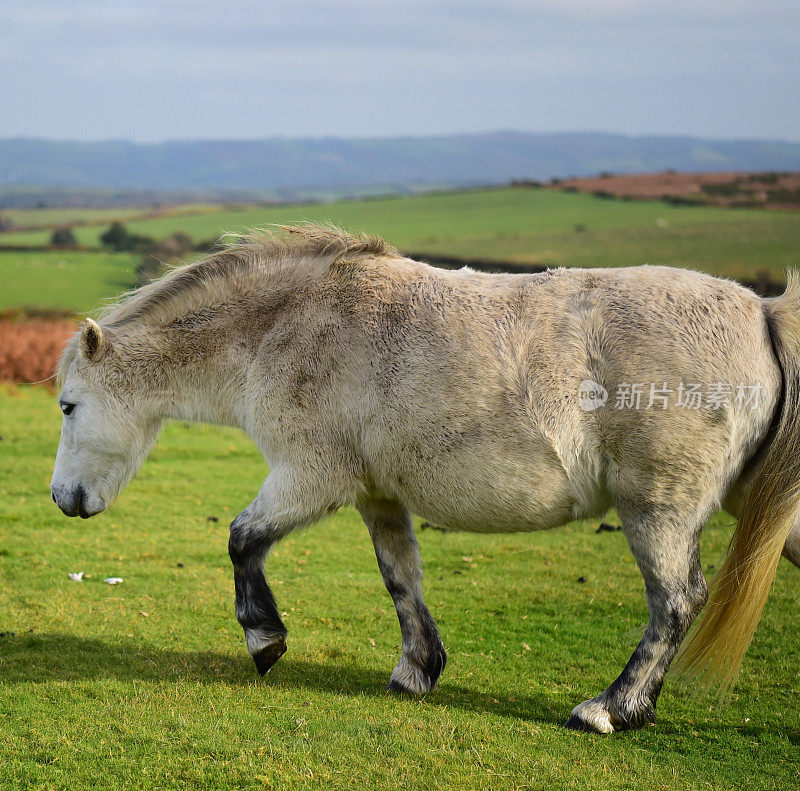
784 520 800 569
359 499 447 694
565 506 709 733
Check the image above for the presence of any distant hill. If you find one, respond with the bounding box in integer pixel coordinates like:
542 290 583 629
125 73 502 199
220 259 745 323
2 132 800 204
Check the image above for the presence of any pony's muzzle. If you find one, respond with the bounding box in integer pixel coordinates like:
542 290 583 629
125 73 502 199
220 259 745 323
51 483 106 519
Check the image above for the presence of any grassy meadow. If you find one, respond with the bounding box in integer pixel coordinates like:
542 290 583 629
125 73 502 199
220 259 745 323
0 385 798 790
0 250 135 314
2 188 800 290
1 206 150 231
1 188 799 788
0 203 231 234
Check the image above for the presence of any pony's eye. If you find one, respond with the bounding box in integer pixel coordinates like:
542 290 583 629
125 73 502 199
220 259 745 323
60 402 76 416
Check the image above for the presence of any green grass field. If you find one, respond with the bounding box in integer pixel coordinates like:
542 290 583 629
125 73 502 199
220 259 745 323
1 189 799 788
0 385 798 790
0 206 149 231
2 189 799 306
0 250 136 314
0 203 229 233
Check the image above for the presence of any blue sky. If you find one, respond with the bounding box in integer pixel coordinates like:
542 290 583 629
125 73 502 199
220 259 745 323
2 0 798 142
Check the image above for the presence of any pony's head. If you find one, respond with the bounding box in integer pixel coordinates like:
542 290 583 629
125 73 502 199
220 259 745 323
51 319 163 518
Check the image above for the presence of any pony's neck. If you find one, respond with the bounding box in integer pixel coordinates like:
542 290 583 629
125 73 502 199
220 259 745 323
165 369 249 428
146 325 255 429
113 253 299 432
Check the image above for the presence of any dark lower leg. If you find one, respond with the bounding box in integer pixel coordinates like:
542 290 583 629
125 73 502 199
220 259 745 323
229 515 287 675
386 590 447 694
565 599 694 732
566 526 707 733
359 500 446 694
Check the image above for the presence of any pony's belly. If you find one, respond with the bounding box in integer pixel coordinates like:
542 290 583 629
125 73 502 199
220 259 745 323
428 508 574 534
399 471 586 535
366 422 605 534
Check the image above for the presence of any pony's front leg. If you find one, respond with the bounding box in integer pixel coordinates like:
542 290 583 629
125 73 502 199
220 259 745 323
228 473 323 675
359 499 447 694
565 510 708 733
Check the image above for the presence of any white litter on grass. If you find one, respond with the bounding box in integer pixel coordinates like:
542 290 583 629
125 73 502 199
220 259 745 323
68 572 84 582
104 577 123 585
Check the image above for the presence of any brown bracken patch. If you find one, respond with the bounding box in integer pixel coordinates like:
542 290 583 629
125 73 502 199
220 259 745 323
0 319 76 384
554 170 800 208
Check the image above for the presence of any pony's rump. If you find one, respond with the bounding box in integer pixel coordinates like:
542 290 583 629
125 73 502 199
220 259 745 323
673 270 800 690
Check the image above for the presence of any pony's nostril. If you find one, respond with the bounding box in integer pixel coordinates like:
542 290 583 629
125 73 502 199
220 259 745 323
75 484 93 519
52 484 84 517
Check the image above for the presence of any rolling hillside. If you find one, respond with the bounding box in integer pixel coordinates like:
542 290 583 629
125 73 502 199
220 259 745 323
2 133 800 198
2 188 799 302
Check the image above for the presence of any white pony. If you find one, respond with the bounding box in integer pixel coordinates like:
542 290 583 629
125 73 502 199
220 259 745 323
52 225 800 733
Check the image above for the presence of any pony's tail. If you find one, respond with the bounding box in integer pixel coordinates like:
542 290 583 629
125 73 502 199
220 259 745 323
672 270 800 691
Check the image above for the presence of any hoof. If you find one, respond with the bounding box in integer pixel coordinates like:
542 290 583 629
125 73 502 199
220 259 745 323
564 712 614 734
387 678 413 695
564 694 655 734
251 636 287 676
386 646 447 695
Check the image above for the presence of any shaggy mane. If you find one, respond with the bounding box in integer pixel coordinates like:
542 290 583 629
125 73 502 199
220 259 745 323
102 223 395 328
56 223 396 386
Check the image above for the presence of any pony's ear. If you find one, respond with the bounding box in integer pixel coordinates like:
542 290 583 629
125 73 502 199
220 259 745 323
80 318 107 360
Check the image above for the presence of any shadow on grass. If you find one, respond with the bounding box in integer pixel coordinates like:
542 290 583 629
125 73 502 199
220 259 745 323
5 633 797 745
0 632 566 726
